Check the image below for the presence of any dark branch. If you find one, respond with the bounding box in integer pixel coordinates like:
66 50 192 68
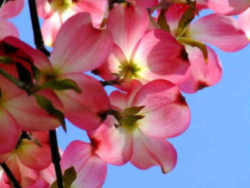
49 130 64 188
1 163 22 188
28 0 50 56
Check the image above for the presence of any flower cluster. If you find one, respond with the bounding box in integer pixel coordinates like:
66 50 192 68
0 0 249 188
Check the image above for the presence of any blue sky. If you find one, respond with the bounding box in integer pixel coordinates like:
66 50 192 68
12 3 250 188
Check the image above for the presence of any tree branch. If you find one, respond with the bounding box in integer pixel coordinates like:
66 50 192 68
28 0 50 56
1 163 22 188
49 130 64 188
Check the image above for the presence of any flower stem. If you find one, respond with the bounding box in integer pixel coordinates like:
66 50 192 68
1 163 22 188
28 0 50 56
49 130 64 188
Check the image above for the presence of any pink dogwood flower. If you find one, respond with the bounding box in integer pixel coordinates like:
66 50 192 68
37 0 108 46
96 4 189 86
0 132 52 187
90 79 190 173
163 3 247 92
3 12 112 131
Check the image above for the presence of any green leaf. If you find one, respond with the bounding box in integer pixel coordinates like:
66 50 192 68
35 95 66 130
178 37 208 62
51 167 77 188
42 79 82 93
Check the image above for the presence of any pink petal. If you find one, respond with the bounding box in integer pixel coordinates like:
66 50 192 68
238 8 250 39
107 4 149 59
6 90 62 131
190 14 248 52
51 13 112 73
61 141 92 172
37 0 53 19
132 80 190 138
17 139 51 170
0 110 20 154
2 37 52 71
90 116 133 165
41 13 62 47
131 130 177 174
61 141 107 188
132 29 189 84
208 0 250 15
179 46 223 93
57 73 110 131
0 0 24 18
0 19 18 40
128 0 158 8
76 0 108 27
72 156 107 188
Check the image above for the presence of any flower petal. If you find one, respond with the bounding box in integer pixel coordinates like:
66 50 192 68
179 46 222 93
190 14 248 52
51 13 112 73
57 73 110 130
132 80 190 138
0 110 20 154
107 4 149 59
90 116 133 165
131 130 177 174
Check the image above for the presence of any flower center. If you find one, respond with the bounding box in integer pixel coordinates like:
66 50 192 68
119 106 145 132
118 61 141 80
50 0 73 13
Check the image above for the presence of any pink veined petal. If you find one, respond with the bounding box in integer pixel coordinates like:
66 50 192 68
41 13 62 47
107 4 149 59
76 0 108 27
128 0 158 8
132 80 190 138
190 14 248 52
2 36 52 71
131 130 177 174
37 0 53 19
5 89 61 131
208 0 250 15
57 73 110 131
17 139 51 170
0 19 18 40
109 91 129 110
238 8 250 40
26 178 49 188
90 116 133 165
179 46 223 93
165 3 189 32
50 13 112 73
61 140 107 188
132 29 189 84
0 110 20 154
0 0 24 18
61 141 92 172
72 155 107 188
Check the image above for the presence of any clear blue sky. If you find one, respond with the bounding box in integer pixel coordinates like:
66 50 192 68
12 3 250 188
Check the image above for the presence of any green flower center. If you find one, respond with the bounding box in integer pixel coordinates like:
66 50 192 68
119 106 145 132
118 61 141 80
50 0 73 13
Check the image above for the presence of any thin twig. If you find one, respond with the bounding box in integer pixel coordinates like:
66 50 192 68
49 130 64 188
1 163 22 188
28 0 50 56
